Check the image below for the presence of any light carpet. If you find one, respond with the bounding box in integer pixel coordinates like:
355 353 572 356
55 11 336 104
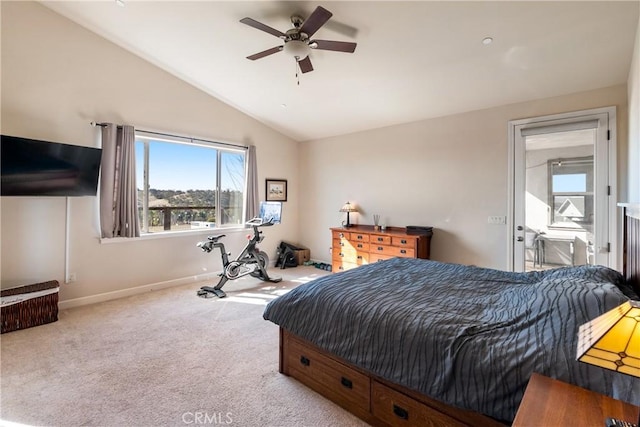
0 266 369 427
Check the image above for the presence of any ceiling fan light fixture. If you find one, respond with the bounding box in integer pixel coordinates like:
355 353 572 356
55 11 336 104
283 40 310 59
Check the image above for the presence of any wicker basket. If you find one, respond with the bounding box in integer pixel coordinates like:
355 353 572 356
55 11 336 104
1 280 59 334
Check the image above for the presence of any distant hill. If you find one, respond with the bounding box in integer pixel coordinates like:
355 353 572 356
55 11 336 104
138 188 243 225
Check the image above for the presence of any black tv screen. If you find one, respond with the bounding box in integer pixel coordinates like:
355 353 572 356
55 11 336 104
1 135 102 197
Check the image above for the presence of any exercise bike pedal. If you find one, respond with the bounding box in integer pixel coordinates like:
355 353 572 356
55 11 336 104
197 286 227 298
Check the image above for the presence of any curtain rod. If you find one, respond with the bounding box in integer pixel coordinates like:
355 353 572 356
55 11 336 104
90 121 248 150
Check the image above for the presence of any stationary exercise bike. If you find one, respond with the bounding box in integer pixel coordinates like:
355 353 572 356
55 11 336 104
196 217 282 298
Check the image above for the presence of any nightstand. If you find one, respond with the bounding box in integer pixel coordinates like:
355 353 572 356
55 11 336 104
513 373 639 427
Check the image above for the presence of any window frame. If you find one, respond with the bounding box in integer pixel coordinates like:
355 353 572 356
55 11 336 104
135 132 248 235
547 156 594 229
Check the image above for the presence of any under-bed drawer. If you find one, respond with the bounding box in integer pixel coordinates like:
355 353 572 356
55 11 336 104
372 381 466 427
287 337 370 413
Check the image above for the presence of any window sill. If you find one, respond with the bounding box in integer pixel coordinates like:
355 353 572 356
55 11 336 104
99 226 248 244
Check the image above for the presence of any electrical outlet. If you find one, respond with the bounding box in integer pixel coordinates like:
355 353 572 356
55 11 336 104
488 216 506 225
68 273 77 283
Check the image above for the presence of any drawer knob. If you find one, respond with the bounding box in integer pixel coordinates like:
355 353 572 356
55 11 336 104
339 253 344 257
400 249 407 254
357 236 363 240
401 239 407 244
300 356 310 366
377 247 383 251
393 404 409 420
377 237 383 241
357 255 362 259
340 377 353 389
339 233 344 238
357 244 363 248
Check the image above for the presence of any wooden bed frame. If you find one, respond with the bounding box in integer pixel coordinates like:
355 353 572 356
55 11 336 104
278 206 640 427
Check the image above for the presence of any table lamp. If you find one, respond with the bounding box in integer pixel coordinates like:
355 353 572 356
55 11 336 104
339 202 358 228
577 300 640 426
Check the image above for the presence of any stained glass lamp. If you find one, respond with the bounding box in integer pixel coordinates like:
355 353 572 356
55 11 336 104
339 202 358 228
577 300 640 426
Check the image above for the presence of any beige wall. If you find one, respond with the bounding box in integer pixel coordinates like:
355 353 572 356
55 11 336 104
300 85 628 270
628 14 640 203
0 2 300 303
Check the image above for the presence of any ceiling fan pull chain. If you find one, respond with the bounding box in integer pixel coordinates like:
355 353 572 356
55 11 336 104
295 59 300 86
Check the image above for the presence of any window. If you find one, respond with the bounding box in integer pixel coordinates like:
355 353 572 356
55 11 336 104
135 133 246 234
548 156 593 228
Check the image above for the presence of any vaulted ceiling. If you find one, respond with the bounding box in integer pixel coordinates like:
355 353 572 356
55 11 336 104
42 1 639 142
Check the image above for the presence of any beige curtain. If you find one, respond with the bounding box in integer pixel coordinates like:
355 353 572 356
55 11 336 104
100 124 140 238
245 145 259 221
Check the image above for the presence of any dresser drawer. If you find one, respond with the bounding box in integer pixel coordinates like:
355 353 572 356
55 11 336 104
392 236 416 248
393 247 415 258
332 249 369 264
350 233 370 243
334 239 370 252
332 261 358 273
332 231 350 240
370 244 396 256
350 241 369 251
370 234 391 245
372 381 465 427
370 253 394 263
288 336 371 412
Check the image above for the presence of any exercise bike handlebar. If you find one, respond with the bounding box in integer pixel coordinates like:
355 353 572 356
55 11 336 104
246 217 276 227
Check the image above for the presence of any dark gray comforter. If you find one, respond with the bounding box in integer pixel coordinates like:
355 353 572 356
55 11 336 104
263 257 639 422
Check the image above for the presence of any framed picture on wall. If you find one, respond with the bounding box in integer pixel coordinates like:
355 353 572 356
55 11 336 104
266 179 287 202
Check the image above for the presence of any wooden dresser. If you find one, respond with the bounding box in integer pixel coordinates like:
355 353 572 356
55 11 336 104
330 225 433 273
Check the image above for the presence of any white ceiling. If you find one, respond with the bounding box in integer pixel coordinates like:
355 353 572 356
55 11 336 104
41 1 639 142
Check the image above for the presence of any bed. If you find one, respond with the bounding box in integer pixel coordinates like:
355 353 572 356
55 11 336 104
263 207 640 426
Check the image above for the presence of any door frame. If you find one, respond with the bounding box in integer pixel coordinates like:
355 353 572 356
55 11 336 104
507 106 617 271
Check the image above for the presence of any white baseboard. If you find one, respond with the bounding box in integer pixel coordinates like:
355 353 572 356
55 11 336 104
58 271 220 310
58 260 278 310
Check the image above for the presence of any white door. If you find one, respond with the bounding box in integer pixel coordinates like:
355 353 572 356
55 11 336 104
509 108 616 272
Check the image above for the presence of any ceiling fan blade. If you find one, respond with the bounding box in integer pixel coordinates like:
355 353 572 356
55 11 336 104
311 40 357 53
247 46 283 61
300 6 332 38
240 17 286 38
298 56 314 73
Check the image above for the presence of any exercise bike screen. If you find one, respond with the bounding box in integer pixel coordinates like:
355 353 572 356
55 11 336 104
259 201 282 224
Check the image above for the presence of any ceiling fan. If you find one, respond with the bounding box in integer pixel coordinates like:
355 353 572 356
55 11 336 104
240 6 357 74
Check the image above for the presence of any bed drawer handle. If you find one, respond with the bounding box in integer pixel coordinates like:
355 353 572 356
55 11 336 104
300 356 310 366
393 404 409 420
340 377 353 389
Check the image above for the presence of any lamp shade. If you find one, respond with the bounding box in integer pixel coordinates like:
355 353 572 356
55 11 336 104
339 202 358 213
283 40 310 59
577 300 640 377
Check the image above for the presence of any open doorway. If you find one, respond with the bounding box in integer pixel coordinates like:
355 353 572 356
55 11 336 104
509 107 617 272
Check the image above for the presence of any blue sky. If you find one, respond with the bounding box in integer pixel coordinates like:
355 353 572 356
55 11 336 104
135 140 245 191
553 173 587 192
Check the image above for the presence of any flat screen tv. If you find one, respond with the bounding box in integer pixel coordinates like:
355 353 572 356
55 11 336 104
1 135 102 197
